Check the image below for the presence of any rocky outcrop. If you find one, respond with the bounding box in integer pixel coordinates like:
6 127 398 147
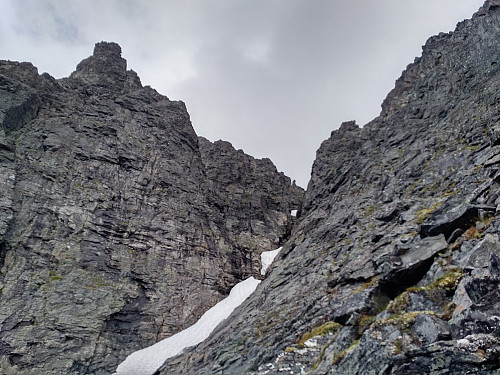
0 42 302 374
198 137 303 263
5 2 500 374
156 3 500 374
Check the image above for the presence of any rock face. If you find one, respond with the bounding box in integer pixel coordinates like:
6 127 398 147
198 137 303 260
155 3 500 375
0 42 302 374
5 2 500 374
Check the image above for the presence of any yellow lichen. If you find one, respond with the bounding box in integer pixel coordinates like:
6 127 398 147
415 201 443 224
333 340 360 365
352 276 379 295
298 321 342 347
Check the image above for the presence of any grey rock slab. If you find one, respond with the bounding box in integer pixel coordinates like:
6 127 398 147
0 42 303 374
411 314 451 343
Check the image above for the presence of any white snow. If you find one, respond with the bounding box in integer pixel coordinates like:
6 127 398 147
114 277 260 375
260 247 282 275
114 248 281 375
291 209 298 217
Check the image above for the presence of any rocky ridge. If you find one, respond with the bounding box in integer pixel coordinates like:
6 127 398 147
154 2 500 374
0 42 302 374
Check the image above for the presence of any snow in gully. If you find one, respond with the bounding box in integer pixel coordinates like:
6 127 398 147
114 248 282 375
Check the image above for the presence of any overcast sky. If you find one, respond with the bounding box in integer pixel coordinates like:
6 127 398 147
0 0 484 187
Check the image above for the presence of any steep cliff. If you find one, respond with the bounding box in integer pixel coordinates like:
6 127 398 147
198 136 303 256
157 2 500 374
0 42 302 374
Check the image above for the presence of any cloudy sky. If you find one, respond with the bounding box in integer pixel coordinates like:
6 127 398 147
0 0 484 187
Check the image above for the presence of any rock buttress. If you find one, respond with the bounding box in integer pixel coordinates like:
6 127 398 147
157 4 500 375
0 42 303 374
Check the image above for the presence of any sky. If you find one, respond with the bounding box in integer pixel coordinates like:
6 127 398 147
0 0 485 188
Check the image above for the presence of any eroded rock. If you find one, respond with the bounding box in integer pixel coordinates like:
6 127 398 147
156 4 500 374
0 42 303 374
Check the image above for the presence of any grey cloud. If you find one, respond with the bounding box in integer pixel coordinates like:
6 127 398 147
0 0 484 187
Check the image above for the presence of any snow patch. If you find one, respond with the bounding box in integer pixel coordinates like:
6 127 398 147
114 277 260 375
261 247 282 275
114 248 282 375
291 209 298 217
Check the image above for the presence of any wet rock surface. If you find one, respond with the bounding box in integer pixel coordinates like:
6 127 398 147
0 42 302 374
157 3 500 374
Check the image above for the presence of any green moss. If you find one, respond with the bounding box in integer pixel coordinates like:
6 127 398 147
352 276 379 295
405 180 421 195
393 339 403 355
333 339 360 365
91 277 112 288
465 144 480 152
298 321 342 347
439 191 457 199
427 268 464 291
387 291 411 315
415 201 443 224
357 314 376 335
308 345 326 373
284 322 344 373
399 231 419 242
48 270 63 281
374 311 437 330
387 268 464 315
363 205 376 218
472 165 484 174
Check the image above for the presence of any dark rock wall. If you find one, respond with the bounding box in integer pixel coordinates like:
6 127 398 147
158 3 500 375
199 136 303 271
0 42 302 374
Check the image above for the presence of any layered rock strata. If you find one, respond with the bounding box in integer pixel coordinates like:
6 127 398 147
0 42 302 374
157 2 500 374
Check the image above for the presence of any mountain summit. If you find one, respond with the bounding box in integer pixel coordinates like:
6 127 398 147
0 41 302 374
156 3 500 374
3 2 500 374
69 42 142 93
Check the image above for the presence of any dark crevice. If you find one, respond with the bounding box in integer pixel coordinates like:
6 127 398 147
104 286 148 339
334 314 351 326
0 242 7 272
420 206 478 240
3 93 40 132
8 353 22 366
0 340 12 356
379 256 435 300
68 362 90 374
420 205 495 241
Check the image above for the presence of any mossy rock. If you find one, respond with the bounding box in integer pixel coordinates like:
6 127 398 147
298 321 342 347
387 268 464 315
